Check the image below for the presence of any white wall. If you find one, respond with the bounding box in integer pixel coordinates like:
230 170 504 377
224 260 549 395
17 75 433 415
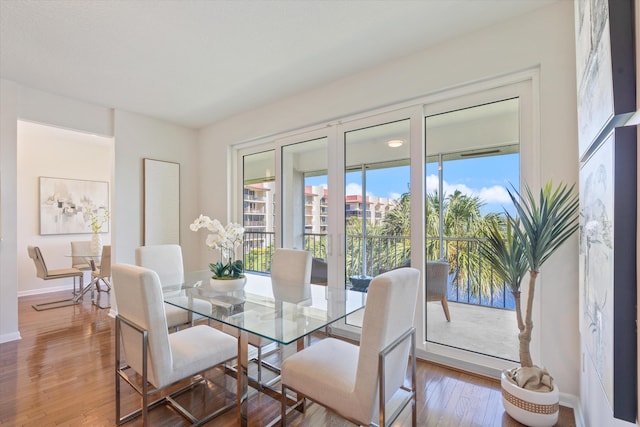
0 82 201 343
17 121 113 294
112 109 201 270
0 79 20 343
198 0 581 398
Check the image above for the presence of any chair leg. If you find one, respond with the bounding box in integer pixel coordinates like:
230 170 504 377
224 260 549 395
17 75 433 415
257 346 262 384
281 383 288 426
99 277 111 292
441 297 451 322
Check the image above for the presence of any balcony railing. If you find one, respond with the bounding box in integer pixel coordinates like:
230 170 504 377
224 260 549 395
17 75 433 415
243 231 514 310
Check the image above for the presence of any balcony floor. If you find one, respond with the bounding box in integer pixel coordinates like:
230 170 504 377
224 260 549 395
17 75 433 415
346 298 520 362
426 300 520 361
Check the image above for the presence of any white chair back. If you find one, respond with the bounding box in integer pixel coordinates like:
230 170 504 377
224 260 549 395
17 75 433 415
70 241 93 269
97 245 111 277
271 249 312 302
426 260 448 299
271 248 312 286
112 263 172 387
355 267 420 422
27 246 49 278
135 244 184 288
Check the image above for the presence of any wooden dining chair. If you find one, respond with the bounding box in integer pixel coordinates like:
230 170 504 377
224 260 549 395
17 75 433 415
112 263 237 426
281 267 419 426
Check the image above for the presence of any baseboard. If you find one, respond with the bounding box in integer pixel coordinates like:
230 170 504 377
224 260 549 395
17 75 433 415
0 331 22 344
18 284 74 297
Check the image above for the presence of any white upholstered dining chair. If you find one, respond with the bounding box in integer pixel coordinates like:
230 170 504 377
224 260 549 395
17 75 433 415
112 264 237 426
223 248 312 384
281 267 419 427
135 244 212 329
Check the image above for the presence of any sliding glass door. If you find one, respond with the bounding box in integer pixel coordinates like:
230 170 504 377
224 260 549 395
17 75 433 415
424 92 530 362
344 120 411 288
280 135 329 285
242 150 276 273
235 78 534 369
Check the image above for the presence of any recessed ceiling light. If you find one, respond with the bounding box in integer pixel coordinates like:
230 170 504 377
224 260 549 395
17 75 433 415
387 139 404 148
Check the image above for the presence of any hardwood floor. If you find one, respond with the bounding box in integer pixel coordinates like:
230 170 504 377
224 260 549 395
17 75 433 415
0 291 576 426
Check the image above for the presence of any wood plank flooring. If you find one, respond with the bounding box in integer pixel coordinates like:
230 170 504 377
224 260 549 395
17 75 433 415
0 291 576 426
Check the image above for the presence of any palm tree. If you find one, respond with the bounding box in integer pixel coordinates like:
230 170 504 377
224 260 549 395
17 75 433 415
380 192 411 268
480 181 578 385
425 192 441 259
438 190 496 300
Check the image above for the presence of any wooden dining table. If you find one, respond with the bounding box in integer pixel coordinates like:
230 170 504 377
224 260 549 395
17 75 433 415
163 270 367 426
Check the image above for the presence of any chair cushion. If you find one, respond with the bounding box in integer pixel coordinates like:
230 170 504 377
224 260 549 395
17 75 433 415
282 338 367 423
47 267 84 278
72 262 94 271
166 325 237 387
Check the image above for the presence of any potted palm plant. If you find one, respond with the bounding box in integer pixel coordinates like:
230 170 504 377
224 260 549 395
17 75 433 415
479 181 579 427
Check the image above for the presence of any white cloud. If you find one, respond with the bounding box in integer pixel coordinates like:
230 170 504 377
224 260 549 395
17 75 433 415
389 192 402 201
425 174 439 193
345 182 362 196
425 174 511 205
478 185 511 204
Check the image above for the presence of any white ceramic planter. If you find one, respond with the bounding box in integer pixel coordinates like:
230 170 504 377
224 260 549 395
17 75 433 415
501 371 559 427
207 276 247 293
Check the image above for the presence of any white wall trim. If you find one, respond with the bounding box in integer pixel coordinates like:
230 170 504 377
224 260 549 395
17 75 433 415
17 284 74 297
0 331 22 344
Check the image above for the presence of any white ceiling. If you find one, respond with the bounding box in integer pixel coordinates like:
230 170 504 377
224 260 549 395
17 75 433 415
0 0 557 129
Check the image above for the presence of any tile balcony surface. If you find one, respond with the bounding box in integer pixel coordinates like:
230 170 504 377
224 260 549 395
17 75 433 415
426 300 520 361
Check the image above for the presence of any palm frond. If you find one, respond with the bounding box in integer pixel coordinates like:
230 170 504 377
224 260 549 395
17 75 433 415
507 181 579 272
478 218 528 294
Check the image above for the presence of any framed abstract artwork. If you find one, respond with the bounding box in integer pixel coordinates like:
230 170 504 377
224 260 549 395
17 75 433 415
39 177 109 235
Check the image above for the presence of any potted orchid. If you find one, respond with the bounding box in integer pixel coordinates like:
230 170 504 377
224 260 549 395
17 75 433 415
190 215 246 291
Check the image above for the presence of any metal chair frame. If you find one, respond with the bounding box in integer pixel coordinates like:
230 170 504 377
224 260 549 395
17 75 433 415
281 327 417 427
28 245 85 311
115 314 237 426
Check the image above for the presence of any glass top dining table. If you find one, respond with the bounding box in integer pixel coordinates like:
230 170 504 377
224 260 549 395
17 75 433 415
163 270 367 426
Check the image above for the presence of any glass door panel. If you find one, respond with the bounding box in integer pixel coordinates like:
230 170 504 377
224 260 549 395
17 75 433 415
243 150 276 274
344 119 411 296
425 98 521 361
281 137 329 285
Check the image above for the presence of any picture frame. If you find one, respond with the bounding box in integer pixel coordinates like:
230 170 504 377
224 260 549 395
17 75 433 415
575 0 635 160
579 126 637 422
143 158 180 245
39 177 109 235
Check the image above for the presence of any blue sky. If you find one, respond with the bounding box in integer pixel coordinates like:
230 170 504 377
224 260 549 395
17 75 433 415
306 153 519 215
